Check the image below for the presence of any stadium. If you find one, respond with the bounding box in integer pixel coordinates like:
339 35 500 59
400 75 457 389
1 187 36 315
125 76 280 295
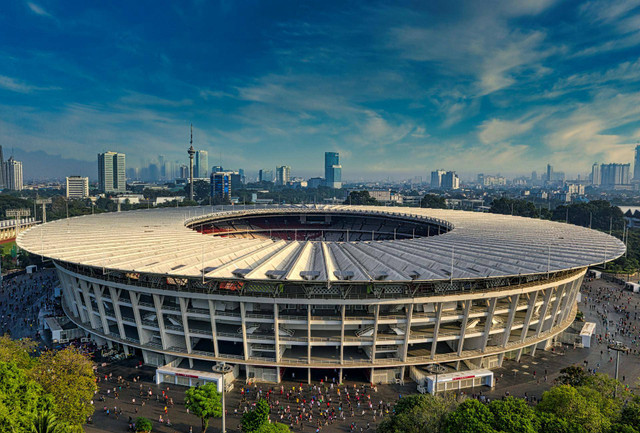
18 205 625 387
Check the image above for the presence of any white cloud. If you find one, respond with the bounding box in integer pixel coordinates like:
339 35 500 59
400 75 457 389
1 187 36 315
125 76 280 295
0 75 57 93
27 2 53 18
478 117 537 144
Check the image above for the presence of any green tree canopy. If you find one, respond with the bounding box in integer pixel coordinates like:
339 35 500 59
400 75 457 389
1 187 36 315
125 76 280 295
536 385 607 433
0 362 53 433
344 190 379 205
421 194 448 209
488 397 538 433
135 417 153 432
253 422 291 433
29 347 97 433
378 393 458 433
442 399 497 433
185 382 222 433
557 366 589 387
490 198 540 218
0 334 38 369
242 399 271 433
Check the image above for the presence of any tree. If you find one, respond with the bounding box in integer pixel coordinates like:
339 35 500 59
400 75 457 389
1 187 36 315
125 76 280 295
241 399 271 432
344 191 378 205
619 397 640 430
185 382 222 433
183 180 213 203
551 200 624 232
557 366 589 387
253 423 291 433
0 335 38 369
490 198 540 218
29 347 96 433
135 417 153 432
0 362 53 433
378 393 458 433
421 194 448 209
442 399 497 433
32 410 61 433
536 385 607 433
488 397 538 433
535 412 574 433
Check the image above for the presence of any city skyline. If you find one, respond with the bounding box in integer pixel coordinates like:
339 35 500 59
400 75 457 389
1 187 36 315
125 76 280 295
3 1 640 180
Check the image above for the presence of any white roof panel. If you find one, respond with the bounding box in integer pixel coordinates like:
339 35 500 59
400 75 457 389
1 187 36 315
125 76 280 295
17 205 625 283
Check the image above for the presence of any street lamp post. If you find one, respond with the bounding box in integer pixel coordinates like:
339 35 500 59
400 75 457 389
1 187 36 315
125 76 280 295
608 342 629 398
213 362 232 433
426 364 446 395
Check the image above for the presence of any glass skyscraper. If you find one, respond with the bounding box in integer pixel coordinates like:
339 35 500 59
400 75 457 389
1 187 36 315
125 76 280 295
324 152 342 189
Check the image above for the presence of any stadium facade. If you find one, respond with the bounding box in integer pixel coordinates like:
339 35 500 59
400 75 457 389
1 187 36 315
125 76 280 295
18 206 625 384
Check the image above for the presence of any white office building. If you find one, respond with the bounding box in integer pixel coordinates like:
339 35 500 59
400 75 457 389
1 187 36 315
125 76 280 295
66 176 90 199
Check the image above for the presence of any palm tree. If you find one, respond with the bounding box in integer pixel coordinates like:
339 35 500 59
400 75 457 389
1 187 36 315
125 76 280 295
32 411 59 433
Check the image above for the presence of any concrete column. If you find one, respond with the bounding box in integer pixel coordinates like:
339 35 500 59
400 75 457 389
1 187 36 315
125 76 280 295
91 284 111 335
457 300 472 356
129 291 147 344
430 302 442 359
402 303 413 361
340 305 346 364
531 287 554 357
501 294 520 347
371 305 380 363
308 367 311 385
307 307 312 364
534 287 555 338
178 297 192 355
59 273 80 318
76 280 94 326
339 368 343 384
519 291 539 343
207 300 219 357
108 287 127 340
153 294 169 350
544 284 566 332
274 304 281 362
557 279 580 325
480 298 498 353
240 302 249 361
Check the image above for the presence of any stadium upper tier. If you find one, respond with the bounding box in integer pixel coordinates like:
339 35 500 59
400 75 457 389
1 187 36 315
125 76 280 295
18 205 625 283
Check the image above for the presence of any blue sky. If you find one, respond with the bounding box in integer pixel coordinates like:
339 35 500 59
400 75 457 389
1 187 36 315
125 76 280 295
2 0 640 181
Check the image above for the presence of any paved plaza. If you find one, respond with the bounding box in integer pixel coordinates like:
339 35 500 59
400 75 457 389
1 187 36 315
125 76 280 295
2 268 639 432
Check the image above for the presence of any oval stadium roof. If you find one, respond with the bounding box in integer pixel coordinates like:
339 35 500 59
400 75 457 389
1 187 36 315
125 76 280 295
17 205 626 283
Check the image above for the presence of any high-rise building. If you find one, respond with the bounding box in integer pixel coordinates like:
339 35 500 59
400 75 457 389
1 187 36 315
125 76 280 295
591 163 601 186
66 176 89 198
324 152 342 189
430 169 446 188
634 145 640 181
98 151 126 194
3 157 23 191
179 165 189 178
441 171 460 190
211 165 223 174
195 150 209 178
600 163 630 186
546 164 553 183
0 145 5 189
259 169 273 182
276 166 291 186
211 171 232 199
